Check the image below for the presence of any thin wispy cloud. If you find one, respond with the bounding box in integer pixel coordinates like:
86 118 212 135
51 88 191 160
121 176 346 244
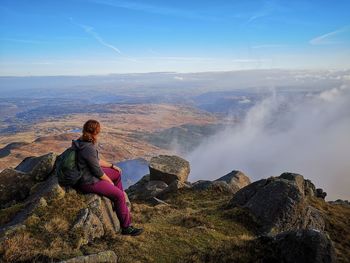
245 1 277 24
69 17 122 55
310 25 350 45
79 24 122 55
87 0 217 21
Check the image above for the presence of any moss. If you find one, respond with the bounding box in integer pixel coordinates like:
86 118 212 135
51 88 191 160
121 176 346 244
0 202 25 225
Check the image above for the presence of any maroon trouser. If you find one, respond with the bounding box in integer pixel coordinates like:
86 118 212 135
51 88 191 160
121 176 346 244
77 167 131 228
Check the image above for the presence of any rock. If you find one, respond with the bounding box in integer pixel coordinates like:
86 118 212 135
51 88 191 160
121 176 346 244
192 180 233 193
210 181 233 193
126 175 169 200
58 250 118 263
328 199 350 206
227 174 325 234
0 168 33 208
149 197 170 206
304 179 317 197
149 155 190 184
159 179 190 195
215 170 251 192
279 172 305 194
316 188 327 199
192 180 213 190
273 229 336 263
192 171 250 194
72 208 104 246
15 152 57 181
83 194 121 238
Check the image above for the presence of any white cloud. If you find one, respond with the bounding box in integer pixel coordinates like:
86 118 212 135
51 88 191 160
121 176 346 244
79 24 122 55
310 25 350 45
185 82 350 200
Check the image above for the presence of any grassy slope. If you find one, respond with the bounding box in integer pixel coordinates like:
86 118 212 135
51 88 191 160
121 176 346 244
81 188 255 263
1 188 349 262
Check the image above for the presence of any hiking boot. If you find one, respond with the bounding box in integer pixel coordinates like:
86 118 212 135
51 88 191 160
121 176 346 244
121 226 144 236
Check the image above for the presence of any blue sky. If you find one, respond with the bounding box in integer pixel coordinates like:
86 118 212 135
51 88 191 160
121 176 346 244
0 0 350 76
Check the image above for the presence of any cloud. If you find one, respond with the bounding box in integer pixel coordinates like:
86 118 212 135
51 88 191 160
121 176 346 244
310 25 350 45
68 17 122 55
244 0 278 24
79 24 122 55
185 80 350 200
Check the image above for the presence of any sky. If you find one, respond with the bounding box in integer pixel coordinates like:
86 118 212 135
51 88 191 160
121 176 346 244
0 0 350 76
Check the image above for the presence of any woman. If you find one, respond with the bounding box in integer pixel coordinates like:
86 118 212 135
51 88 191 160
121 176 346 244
72 119 143 236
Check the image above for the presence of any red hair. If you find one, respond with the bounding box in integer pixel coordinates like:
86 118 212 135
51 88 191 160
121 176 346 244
80 119 100 144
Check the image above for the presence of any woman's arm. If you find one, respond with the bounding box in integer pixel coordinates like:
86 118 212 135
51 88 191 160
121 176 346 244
100 173 114 185
99 159 113 168
99 159 123 174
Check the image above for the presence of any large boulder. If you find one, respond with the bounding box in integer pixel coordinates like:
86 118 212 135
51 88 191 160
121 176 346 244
0 169 33 208
192 170 251 194
271 229 336 263
149 155 190 184
227 173 325 234
127 156 192 201
126 175 168 200
0 153 57 209
72 193 121 247
215 170 251 190
15 152 57 181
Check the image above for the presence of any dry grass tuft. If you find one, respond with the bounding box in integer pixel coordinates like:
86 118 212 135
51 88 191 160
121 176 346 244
2 231 43 262
309 197 350 263
0 203 25 225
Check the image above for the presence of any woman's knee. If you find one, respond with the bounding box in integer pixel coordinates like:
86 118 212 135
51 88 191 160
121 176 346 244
108 188 125 201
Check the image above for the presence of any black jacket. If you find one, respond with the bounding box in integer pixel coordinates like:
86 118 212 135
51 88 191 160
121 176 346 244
71 139 104 186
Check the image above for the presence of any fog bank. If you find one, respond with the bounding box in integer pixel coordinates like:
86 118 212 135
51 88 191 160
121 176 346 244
185 80 350 200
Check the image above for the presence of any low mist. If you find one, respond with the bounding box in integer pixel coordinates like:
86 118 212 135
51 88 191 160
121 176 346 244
185 79 350 200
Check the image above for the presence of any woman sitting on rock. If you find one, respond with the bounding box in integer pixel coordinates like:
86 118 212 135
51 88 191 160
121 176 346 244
72 119 143 236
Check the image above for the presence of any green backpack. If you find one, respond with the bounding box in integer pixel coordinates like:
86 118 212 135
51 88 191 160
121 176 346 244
56 147 82 187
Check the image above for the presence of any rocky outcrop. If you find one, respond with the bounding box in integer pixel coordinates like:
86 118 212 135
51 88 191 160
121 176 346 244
149 155 190 184
227 173 325 234
260 229 336 263
328 199 350 206
0 153 57 209
58 250 118 263
192 170 251 194
71 192 121 247
215 170 251 189
15 152 57 181
127 155 191 201
0 152 125 262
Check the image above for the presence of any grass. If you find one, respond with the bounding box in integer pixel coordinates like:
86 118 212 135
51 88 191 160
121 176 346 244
1 189 88 262
0 203 25 226
309 197 350 263
1 187 349 262
80 188 255 263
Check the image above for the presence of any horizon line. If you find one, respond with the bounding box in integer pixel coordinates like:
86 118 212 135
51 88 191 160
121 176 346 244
1 67 349 78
